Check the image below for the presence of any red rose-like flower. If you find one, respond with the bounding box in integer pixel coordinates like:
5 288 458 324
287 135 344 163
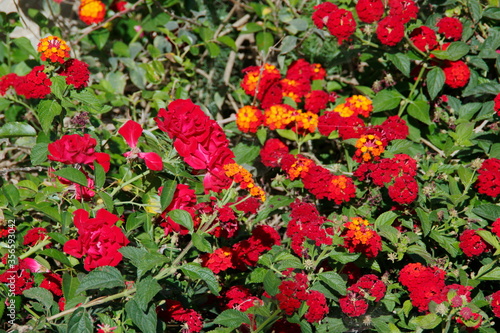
399 263 446 312
491 291 500 318
442 60 470 88
492 218 500 238
57 59 90 89
63 209 129 271
23 227 49 247
376 16 405 46
436 17 463 41
118 120 163 170
339 293 369 317
388 0 418 24
156 300 203 332
410 26 438 52
356 0 384 23
325 8 357 45
494 93 500 116
40 272 63 296
476 158 500 198
459 229 491 257
48 133 97 165
312 2 338 29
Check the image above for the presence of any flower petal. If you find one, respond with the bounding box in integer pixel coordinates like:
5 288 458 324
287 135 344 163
139 152 163 170
118 120 143 148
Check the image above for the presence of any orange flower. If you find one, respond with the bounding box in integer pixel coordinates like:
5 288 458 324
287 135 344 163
37 36 70 64
354 134 385 162
332 103 355 117
342 217 382 258
264 104 295 130
345 95 373 117
282 155 314 180
236 105 264 133
79 0 106 25
224 163 266 201
241 63 280 96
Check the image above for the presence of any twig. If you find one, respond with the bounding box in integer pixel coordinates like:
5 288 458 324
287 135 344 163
421 138 445 157
0 166 47 175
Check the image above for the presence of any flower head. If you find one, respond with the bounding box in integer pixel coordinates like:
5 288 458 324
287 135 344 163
354 134 385 163
236 105 264 133
376 16 405 46
356 0 384 23
436 17 463 41
57 58 90 89
342 217 382 258
37 36 70 63
79 0 107 25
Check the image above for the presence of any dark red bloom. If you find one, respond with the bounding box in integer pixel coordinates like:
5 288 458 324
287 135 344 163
339 293 369 317
201 247 234 274
388 0 418 24
156 300 203 332
388 175 419 204
494 93 500 116
399 263 446 312
491 291 500 318
442 60 470 89
436 17 462 41
0 73 20 96
356 0 384 23
0 258 41 295
304 90 330 114
459 229 491 257
476 158 500 198
63 209 129 271
40 272 63 296
312 2 338 30
325 8 357 45
348 274 386 302
260 138 289 168
23 227 49 247
15 65 52 99
305 290 329 322
376 16 405 46
57 59 90 89
492 218 500 238
270 319 301 332
159 184 197 235
48 134 99 165
410 26 438 52
235 196 261 215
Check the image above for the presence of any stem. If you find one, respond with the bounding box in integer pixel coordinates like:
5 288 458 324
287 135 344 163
110 169 151 197
19 239 52 260
253 309 281 333
398 63 426 117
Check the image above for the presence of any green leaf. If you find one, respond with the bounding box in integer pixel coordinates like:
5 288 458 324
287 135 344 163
374 211 398 228
0 122 36 138
90 29 110 50
281 36 297 54
192 232 212 253
233 142 261 165
387 53 410 77
12 37 38 58
468 0 482 22
463 82 500 97
93 161 105 189
412 313 442 329
75 266 125 294
40 249 73 267
430 42 470 61
372 89 403 112
134 276 162 311
3 184 20 207
53 168 88 187
50 76 67 99
276 128 298 141
318 271 347 295
476 230 500 252
125 299 158 333
483 7 500 20
62 273 80 301
416 208 431 237
99 191 114 212
180 263 220 295
430 230 459 257
206 42 221 58
329 249 361 264
23 287 54 310
263 270 281 296
37 100 62 133
426 67 445 100
217 35 237 51
67 308 93 333
31 142 49 165
477 267 500 280
472 204 500 221
168 209 193 232
160 179 177 211
407 100 431 125
213 309 251 328
241 22 263 33
70 89 102 112
256 31 274 52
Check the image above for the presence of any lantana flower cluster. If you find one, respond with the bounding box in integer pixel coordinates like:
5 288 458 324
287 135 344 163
339 274 386 317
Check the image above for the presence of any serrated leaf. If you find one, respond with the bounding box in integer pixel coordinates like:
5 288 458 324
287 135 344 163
125 299 158 332
192 232 212 253
23 287 54 310
407 100 431 125
13 37 38 58
426 67 445 100
429 230 459 257
53 167 88 187
63 273 80 301
75 266 125 294
168 209 193 232
318 271 347 295
233 142 260 165
180 263 220 295
40 248 73 267
3 184 19 207
37 100 62 133
50 76 67 99
0 122 36 138
263 270 281 296
276 128 298 141
372 89 403 112
120 246 168 278
31 142 49 165
134 276 162 311
67 308 93 333
374 211 398 228
472 204 500 221
160 179 177 210
213 309 250 328
387 53 410 77
476 230 500 251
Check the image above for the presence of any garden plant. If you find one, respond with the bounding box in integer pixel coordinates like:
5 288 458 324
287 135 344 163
1 0 500 332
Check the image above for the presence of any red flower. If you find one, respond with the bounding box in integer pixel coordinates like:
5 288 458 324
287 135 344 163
236 105 264 133
110 0 127 12
494 93 500 116
48 134 98 165
159 184 197 235
410 26 438 52
156 300 203 332
235 196 261 215
0 73 20 96
312 2 338 29
224 285 262 312
118 120 163 170
40 272 63 296
442 284 473 308
356 0 384 23
270 319 301 332
318 111 365 139
15 65 52 99
388 175 419 204
388 0 418 24
339 292 369 317
436 17 462 41
260 138 289 168
376 16 405 46
399 263 446 312
63 209 130 271
491 291 500 318
341 217 382 258
57 59 90 89
23 227 49 247
492 218 500 238
374 115 409 141
304 90 330 114
240 63 282 107
325 8 357 45
459 229 491 257
201 247 234 274
476 158 500 198
442 60 470 88
305 290 329 322
0 258 41 295
349 274 386 302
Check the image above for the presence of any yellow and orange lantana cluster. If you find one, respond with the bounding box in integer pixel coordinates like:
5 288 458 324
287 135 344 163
223 163 266 201
264 104 318 133
354 134 385 162
333 95 373 118
37 36 70 64
79 0 107 25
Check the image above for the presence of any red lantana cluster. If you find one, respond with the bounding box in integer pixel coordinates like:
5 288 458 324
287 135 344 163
459 229 491 258
399 263 446 312
63 209 129 271
56 58 90 89
475 158 500 198
155 99 236 193
0 258 41 295
275 272 329 323
494 93 500 116
231 225 281 270
492 218 500 238
23 227 50 247
312 2 356 44
286 200 333 257
491 291 500 318
341 217 382 258
237 59 330 134
156 300 203 332
339 274 386 317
